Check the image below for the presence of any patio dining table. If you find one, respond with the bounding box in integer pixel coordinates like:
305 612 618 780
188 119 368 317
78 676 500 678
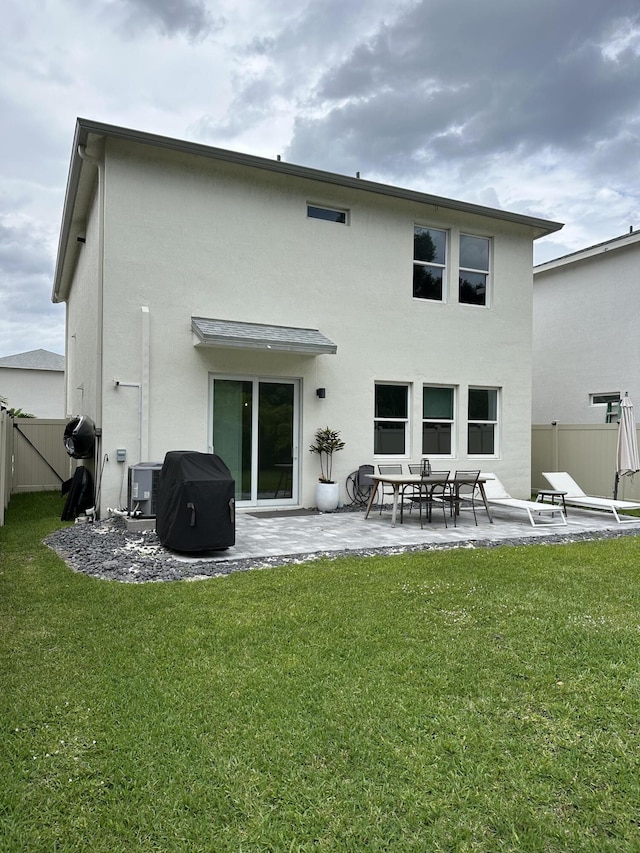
364 472 493 528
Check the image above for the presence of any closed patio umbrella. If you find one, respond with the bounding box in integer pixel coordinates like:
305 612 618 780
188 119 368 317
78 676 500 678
614 393 640 498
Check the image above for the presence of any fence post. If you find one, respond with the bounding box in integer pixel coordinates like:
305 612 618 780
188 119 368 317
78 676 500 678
552 421 559 472
0 408 14 526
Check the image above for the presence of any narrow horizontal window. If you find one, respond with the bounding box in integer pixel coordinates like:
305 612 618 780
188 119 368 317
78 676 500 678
307 204 348 224
590 393 620 406
590 393 621 423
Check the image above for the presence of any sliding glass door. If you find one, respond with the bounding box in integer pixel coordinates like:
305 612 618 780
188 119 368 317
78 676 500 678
210 376 299 506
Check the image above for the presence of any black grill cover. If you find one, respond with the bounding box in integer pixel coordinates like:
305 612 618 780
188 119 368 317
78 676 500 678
156 451 235 552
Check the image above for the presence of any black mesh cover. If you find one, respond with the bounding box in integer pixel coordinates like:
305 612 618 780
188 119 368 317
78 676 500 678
156 451 235 552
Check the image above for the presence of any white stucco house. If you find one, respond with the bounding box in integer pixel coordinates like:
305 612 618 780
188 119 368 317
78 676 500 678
0 349 65 418
52 118 562 517
533 230 640 424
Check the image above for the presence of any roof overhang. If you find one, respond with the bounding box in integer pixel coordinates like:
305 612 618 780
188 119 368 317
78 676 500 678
192 317 337 355
534 229 640 275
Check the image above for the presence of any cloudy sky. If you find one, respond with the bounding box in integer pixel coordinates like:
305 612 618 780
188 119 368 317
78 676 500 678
2 0 640 358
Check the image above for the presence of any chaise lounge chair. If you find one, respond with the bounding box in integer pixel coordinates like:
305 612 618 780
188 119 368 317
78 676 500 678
542 471 640 524
483 474 567 527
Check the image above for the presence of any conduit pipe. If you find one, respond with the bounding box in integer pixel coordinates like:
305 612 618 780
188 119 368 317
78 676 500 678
114 380 143 463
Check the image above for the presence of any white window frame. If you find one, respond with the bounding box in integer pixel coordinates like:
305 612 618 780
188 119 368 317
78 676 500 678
413 225 447 302
422 384 456 457
459 233 491 307
467 386 500 457
374 382 410 458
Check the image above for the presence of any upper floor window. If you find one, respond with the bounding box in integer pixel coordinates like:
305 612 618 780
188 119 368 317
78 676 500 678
307 204 348 224
413 226 446 301
374 383 408 455
468 387 499 455
423 386 455 455
459 235 490 306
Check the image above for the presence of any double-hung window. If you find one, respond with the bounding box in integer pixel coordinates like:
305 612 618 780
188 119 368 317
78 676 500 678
374 384 409 455
413 226 446 301
459 234 490 306
468 387 499 455
422 386 455 455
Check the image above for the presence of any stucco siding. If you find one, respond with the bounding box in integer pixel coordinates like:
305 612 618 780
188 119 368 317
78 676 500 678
0 368 65 418
85 139 539 510
533 242 640 424
65 186 102 421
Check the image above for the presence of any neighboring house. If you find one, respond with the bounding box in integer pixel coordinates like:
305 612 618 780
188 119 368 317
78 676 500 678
0 349 65 418
52 118 562 516
532 230 640 424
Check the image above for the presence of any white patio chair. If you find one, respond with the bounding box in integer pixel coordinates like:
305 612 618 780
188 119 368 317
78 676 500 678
483 474 567 527
542 472 640 524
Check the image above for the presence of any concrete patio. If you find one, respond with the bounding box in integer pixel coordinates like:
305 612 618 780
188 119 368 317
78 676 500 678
171 502 640 568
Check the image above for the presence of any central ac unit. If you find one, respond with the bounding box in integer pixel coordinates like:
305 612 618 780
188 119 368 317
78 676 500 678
127 462 163 516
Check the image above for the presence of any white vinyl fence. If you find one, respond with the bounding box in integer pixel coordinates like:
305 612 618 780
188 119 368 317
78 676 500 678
2 418 639 526
532 423 640 501
0 407 13 526
0 416 72 526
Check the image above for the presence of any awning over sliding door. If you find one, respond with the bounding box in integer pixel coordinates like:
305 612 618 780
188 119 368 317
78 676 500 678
192 317 337 355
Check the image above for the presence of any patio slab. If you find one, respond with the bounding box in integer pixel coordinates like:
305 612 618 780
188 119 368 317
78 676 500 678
46 501 640 583
172 503 640 567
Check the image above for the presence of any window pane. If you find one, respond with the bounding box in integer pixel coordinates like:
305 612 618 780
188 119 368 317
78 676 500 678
468 423 495 454
374 422 406 455
592 394 620 405
460 235 489 271
422 423 452 454
414 227 446 264
307 205 346 223
257 382 294 499
213 379 253 501
423 387 453 419
375 385 407 418
468 388 496 420
413 266 443 300
459 272 487 305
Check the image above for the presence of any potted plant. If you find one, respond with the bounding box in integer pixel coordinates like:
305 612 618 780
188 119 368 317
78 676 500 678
309 426 345 511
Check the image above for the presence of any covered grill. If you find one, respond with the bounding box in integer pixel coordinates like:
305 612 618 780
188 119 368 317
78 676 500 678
156 451 235 552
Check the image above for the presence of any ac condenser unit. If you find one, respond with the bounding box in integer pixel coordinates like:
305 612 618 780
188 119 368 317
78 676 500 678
127 462 163 516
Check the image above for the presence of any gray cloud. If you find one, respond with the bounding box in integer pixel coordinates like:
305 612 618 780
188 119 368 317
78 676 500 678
195 0 406 142
285 0 640 178
0 219 65 358
2 0 640 353
101 0 223 41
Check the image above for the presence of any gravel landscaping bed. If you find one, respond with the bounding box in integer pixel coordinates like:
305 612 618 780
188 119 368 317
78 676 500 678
45 511 640 584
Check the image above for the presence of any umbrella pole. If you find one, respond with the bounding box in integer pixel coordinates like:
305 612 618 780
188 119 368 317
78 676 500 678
614 471 620 500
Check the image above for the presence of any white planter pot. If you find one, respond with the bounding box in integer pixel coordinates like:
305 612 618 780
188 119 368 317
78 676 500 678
316 481 340 512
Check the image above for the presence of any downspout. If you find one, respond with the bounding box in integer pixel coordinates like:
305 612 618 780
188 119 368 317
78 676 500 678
77 145 105 430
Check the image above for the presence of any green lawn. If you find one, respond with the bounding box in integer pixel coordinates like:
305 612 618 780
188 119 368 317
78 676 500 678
2 492 640 852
